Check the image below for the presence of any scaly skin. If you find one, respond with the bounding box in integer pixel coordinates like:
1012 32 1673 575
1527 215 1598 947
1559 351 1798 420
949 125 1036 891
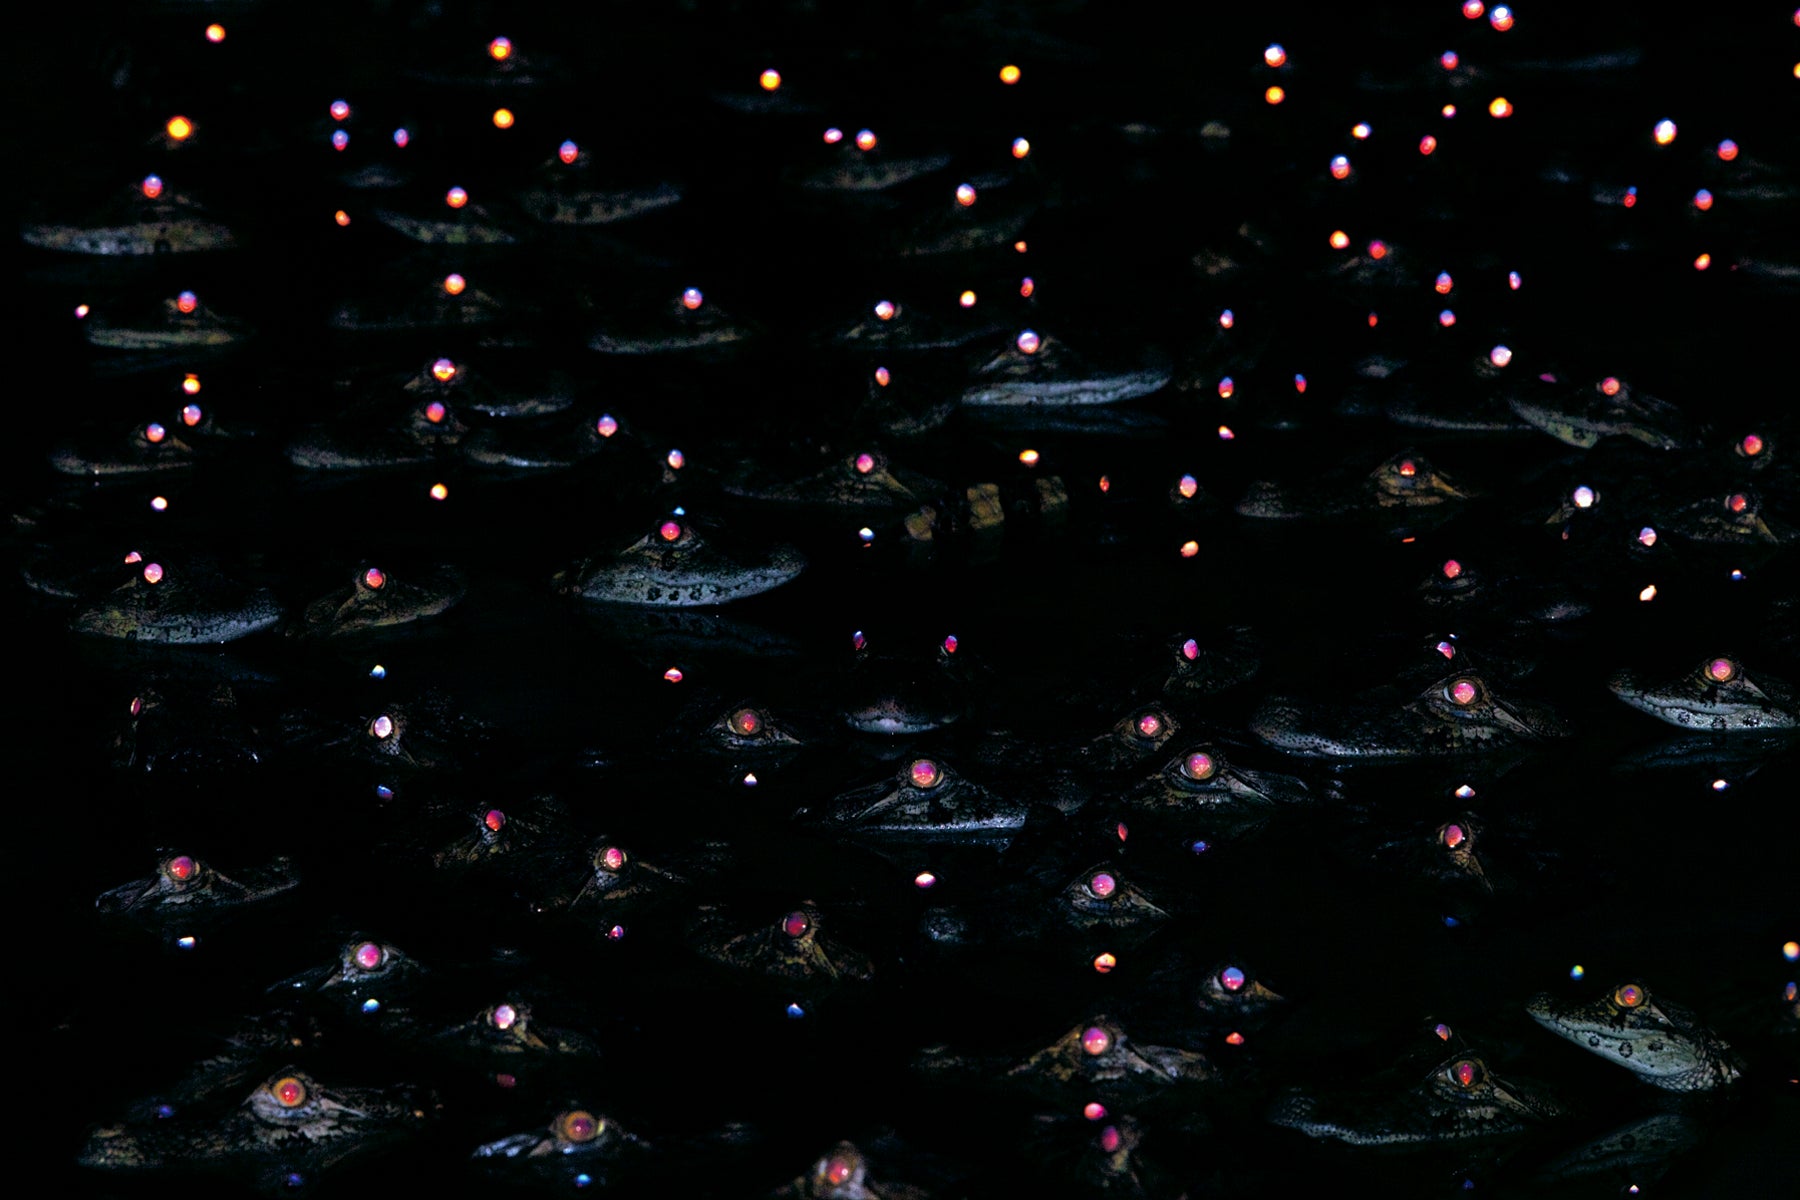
298 564 467 639
1507 375 1692 450
804 756 1028 842
1252 671 1571 759
1527 983 1745 1092
557 518 805 606
71 563 282 645
1609 656 1798 732
1268 1052 1566 1147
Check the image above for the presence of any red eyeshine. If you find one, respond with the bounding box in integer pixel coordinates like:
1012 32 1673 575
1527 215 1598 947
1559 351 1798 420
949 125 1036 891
484 809 505 833
1219 965 1246 991
1443 824 1466 848
1081 1026 1111 1055
601 846 626 872
909 759 940 788
782 910 811 938
1453 1060 1478 1087
166 855 197 881
1089 872 1116 899
275 1077 306 1107
353 941 384 970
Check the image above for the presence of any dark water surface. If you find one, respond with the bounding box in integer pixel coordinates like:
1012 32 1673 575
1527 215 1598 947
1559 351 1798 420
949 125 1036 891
6 2 1798 1197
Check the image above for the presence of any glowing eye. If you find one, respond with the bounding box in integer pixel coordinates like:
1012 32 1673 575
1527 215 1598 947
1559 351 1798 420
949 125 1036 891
1448 679 1479 706
1088 872 1116 899
1463 0 1484 15
1489 5 1513 30
1219 965 1246 991
488 37 512 61
425 401 446 424
144 422 167 444
1490 345 1512 367
1352 121 1371 139
331 130 349 151
1614 984 1645 1008
942 635 958 653
998 65 1020 85
1180 540 1200 558
1177 750 1217 782
658 520 682 542
1177 475 1198 498
1739 434 1764 457
430 483 449 501
1726 492 1751 514
1441 823 1466 848
824 1155 854 1185
599 846 626 872
489 1003 518 1029
1099 1126 1123 1152
352 941 385 970
914 872 936 888
1436 641 1456 660
680 287 703 310
206 24 225 41
1368 240 1388 259
855 129 877 151
909 759 941 789
1081 1025 1111 1055
959 290 977 307
1181 638 1199 661
1218 377 1234 398
873 300 896 320
955 183 977 206
1440 51 1459 70
669 450 686 470
1329 230 1350 249
369 714 394 739
473 811 502 837
392 127 409 147
1488 97 1512 119
1623 187 1637 208
1706 658 1737 683
141 175 164 200
561 1111 600 1142
823 127 843 144
445 187 468 209
1094 953 1117 974
330 100 350 121
1572 486 1596 508
274 1077 307 1107
1435 1022 1453 1040
595 414 618 437
1263 43 1286 67
1398 460 1417 477
782 911 811 938
1419 135 1438 155
165 855 197 881
1135 711 1164 738
428 359 457 385
1264 85 1284 104
334 210 350 226
1016 329 1040 354
729 708 762 736
1451 1060 1480 1088
1011 137 1030 158
359 567 387 591
558 139 579 164
443 274 466 296
142 563 164 584
182 374 201 395
1654 119 1676 145
125 551 142 564
1435 272 1453 294
1638 527 1657 547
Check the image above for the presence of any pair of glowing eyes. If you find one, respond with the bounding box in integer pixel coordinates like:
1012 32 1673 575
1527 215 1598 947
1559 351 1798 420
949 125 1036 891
1705 658 1739 684
560 1110 603 1143
271 1076 308 1108
164 855 199 883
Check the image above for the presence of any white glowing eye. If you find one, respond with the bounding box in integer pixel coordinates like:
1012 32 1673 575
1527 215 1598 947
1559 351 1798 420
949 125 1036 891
182 374 201 395
1489 4 1513 30
823 127 843 144
1572 486 1596 508
1016 329 1040 354
680 288 703 310
1011 137 1030 158
1263 44 1286 67
369 714 394 739
959 290 976 307
1352 122 1371 139
855 129 876 151
955 183 977 206
558 140 579 164
330 100 350 121
874 300 896 320
1329 230 1350 249
1654 119 1677 145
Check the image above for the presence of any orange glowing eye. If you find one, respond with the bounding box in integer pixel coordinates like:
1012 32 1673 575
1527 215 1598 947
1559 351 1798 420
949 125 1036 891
1329 230 1350 249
1398 460 1417 477
334 210 350 227
1694 253 1712 271
560 1111 600 1142
855 129 877 151
999 64 1021 84
1599 376 1622 396
488 37 512 61
431 358 457 382
166 116 193 140
1081 1025 1111 1055
909 759 941 789
666 449 684 470
1263 44 1286 67
729 708 761 736
363 567 386 590
144 423 166 444
1739 434 1764 457
1448 679 1479 706
959 290 976 307
492 108 514 129
1614 984 1645 1008
141 175 164 200
1018 448 1039 466
1450 1060 1481 1088
1489 97 1512 119
1706 658 1737 683
659 520 682 542
182 374 202 395
873 366 891 388
758 68 781 91
425 401 446 424
273 1077 307 1108
1264 85 1285 104
1489 345 1512 367
1368 240 1388 259
205 23 225 42
1654 119 1676 145
1012 137 1030 158
369 715 394 739
446 187 468 208
1727 492 1748 513
1183 751 1215 780
1179 540 1200 558
443 274 466 296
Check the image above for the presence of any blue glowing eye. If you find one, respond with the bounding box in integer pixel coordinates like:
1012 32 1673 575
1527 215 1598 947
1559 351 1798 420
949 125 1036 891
785 1002 806 1019
1190 840 1210 854
574 1174 593 1188
672 506 686 516
369 664 386 679
393 128 409 147
176 936 197 950
331 130 349 150
1443 915 1461 927
362 998 381 1013
285 1172 307 1189
155 1104 176 1119
375 785 394 799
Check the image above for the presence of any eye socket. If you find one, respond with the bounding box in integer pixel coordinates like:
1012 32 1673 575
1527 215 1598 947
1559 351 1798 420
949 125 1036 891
1087 872 1117 899
782 910 811 938
822 1152 859 1186
1182 751 1217 780
1397 459 1418 478
1704 658 1737 684
1614 983 1646 1009
362 567 386 590
143 422 167 444
908 759 941 789
560 1110 602 1143
488 1003 519 1030
1439 822 1468 849
852 452 878 474
1081 1025 1112 1056
351 940 386 971
729 708 762 737
1218 965 1246 992
1448 1059 1483 1089
1738 433 1765 458
1445 678 1480 707
272 1076 307 1108
597 845 626 872
164 854 198 883
483 809 506 833
1726 492 1750 514
1132 709 1167 739
369 714 395 740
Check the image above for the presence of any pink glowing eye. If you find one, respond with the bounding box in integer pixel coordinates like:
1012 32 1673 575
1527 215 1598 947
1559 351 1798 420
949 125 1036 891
130 696 143 716
1088 872 1116 899
424 401 446 425
600 846 626 872
1135 711 1163 738
181 404 202 426
274 1077 307 1107
873 300 896 320
782 911 811 938
941 634 958 654
1178 475 1198 498
446 187 468 208
1081 1026 1111 1055
142 563 165 584
595 414 618 437
431 359 457 382
330 99 350 121
443 274 466 296
353 941 385 970
1490 345 1513 367
1442 559 1462 580
1440 50 1459 69
1181 638 1199 661
1739 434 1764 457
331 130 349 151
1368 240 1388 259
166 855 197 881
854 452 875 474
484 809 505 833
1727 493 1748 514
1099 1125 1122 1152
1600 377 1622 396
1219 965 1246 991
1436 641 1456 659
1398 459 1417 477
490 1003 519 1029
558 139 579 164
873 367 890 386
1638 527 1657 547
823 1155 854 1185
1017 329 1041 354
1572 486 1596 508
823 127 843 144
1706 658 1737 683
658 520 682 542
1442 823 1466 848
680 288 703 310
144 423 166 444
1084 1102 1107 1120
369 714 394 739
1452 1060 1480 1087
1448 679 1479 706
855 129 877 151
955 183 977 206
363 567 386 589
909 759 941 789
1183 752 1216 780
